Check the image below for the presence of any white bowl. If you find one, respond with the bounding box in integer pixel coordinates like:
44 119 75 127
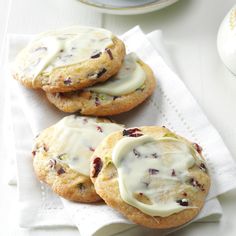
77 0 178 15
217 5 236 75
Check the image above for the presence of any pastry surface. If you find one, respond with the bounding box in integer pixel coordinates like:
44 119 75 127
12 26 125 92
90 126 210 228
46 53 156 116
32 115 123 202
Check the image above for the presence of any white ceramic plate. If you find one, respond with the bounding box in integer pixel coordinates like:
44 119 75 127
77 0 179 15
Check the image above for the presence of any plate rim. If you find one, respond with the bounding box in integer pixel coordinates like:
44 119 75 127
78 0 179 15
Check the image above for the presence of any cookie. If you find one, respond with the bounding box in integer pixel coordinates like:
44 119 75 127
46 53 156 116
90 126 210 228
12 26 125 93
32 115 123 202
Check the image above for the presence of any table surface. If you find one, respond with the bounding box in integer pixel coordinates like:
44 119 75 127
1 0 236 235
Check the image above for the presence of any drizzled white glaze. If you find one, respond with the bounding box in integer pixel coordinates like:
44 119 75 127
112 135 201 217
88 53 146 96
50 115 123 176
14 26 113 79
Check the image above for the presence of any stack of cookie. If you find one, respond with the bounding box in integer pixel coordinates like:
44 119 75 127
32 115 210 229
12 26 156 116
12 26 210 229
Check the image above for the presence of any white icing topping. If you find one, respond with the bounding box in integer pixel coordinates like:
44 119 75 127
14 26 113 79
112 135 201 217
49 115 123 176
88 53 146 96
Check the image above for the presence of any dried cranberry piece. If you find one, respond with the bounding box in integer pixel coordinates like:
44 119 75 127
151 153 159 158
189 178 205 191
92 157 103 178
43 144 49 152
55 92 62 99
122 128 143 137
88 68 107 79
95 97 100 106
83 118 88 124
97 68 107 78
189 178 197 187
189 178 197 186
148 168 159 175
91 52 102 59
133 148 141 158
105 48 113 60
64 77 72 85
49 159 57 169
78 183 85 191
57 167 65 175
199 163 208 172
193 143 202 154
142 181 149 187
171 169 176 176
32 150 36 156
113 96 120 101
123 128 140 134
96 126 103 133
176 199 189 206
129 133 143 137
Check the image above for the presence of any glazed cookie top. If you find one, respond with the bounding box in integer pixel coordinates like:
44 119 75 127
103 127 209 218
46 54 155 115
38 115 123 176
88 53 146 96
13 26 114 83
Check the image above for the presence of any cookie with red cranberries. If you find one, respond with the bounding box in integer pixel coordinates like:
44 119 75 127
46 53 156 116
32 115 123 202
12 26 125 93
90 126 210 228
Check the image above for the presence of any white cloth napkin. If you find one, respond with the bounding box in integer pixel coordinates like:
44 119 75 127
6 26 236 236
